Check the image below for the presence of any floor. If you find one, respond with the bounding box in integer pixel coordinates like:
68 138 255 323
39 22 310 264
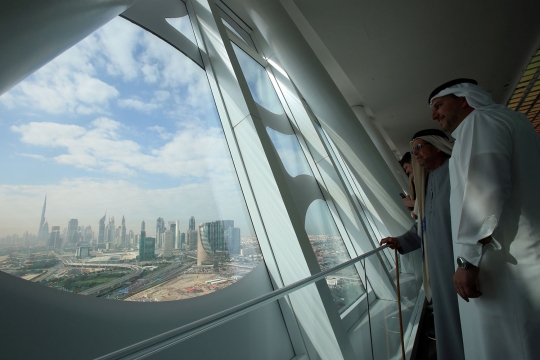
412 305 437 360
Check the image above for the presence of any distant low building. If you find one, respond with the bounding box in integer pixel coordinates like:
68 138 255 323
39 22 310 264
76 246 90 258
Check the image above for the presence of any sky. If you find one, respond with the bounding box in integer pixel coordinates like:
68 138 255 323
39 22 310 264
0 16 255 238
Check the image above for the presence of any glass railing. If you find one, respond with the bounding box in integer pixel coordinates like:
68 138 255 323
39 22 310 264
95 245 424 360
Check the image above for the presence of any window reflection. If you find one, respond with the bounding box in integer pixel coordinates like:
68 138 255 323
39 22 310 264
306 200 365 312
266 127 312 177
231 43 283 114
0 16 262 302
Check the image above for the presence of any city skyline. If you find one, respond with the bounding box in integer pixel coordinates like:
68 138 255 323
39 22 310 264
0 16 341 240
0 17 255 238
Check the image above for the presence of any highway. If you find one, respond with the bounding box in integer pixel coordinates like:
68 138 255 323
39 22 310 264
63 261 143 296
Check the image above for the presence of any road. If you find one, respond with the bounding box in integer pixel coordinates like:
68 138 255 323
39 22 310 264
63 261 144 296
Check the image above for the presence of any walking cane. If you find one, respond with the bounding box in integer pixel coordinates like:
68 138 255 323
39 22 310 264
395 248 406 360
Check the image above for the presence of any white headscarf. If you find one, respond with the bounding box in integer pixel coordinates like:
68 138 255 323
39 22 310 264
429 82 505 109
409 134 454 301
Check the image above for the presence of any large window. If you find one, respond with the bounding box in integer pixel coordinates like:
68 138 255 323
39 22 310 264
0 15 262 302
232 43 365 312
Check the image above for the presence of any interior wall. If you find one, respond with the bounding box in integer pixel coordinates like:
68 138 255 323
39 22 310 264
0 0 138 96
0 264 294 359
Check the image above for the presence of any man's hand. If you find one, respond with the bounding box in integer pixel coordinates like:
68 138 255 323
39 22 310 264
380 237 401 250
401 195 415 211
454 267 482 302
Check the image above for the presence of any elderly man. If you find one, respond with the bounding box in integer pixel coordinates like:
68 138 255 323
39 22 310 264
429 78 540 360
380 129 464 360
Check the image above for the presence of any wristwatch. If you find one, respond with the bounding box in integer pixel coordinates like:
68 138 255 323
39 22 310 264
457 256 477 270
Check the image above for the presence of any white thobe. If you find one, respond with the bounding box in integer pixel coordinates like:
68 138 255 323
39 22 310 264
449 104 540 360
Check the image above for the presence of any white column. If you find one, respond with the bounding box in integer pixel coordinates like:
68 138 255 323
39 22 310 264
351 105 409 191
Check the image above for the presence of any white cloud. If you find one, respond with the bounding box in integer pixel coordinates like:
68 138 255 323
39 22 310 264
20 154 47 161
118 98 160 112
147 125 172 140
10 118 232 180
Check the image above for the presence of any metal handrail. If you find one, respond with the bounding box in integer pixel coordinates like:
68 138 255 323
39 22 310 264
95 245 390 360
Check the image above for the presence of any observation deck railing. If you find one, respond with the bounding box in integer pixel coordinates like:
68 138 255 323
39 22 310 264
96 245 423 360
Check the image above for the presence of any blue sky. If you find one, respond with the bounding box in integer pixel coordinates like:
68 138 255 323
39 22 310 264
0 16 254 238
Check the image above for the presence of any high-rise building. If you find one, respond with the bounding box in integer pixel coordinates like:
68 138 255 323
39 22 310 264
163 230 173 258
139 228 155 261
67 219 78 244
41 221 49 245
156 217 165 247
128 230 134 244
204 220 234 253
141 220 145 232
121 216 126 245
186 229 198 250
98 212 106 246
47 226 61 249
84 226 92 242
189 216 195 231
37 195 49 243
106 216 115 246
180 232 186 248
225 227 241 255
169 221 178 249
197 223 212 266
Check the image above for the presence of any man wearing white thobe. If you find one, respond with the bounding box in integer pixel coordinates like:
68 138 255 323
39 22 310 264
429 78 540 360
381 129 464 360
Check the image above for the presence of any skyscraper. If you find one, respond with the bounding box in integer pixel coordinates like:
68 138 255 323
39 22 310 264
37 195 49 243
225 227 241 255
106 216 115 247
121 215 126 245
84 226 92 242
197 223 212 266
139 220 154 261
67 219 78 244
169 220 178 249
156 217 165 247
98 212 106 247
163 230 173 258
48 226 61 249
41 221 49 245
204 220 234 253
189 216 195 231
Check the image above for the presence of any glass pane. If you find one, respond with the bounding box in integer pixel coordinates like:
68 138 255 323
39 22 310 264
231 41 365 313
165 1 197 44
222 19 248 46
231 43 283 114
0 16 263 302
307 200 364 312
363 250 420 360
266 127 312 177
166 16 197 45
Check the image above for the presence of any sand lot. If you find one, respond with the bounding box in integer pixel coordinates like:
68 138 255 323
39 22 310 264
126 273 233 302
